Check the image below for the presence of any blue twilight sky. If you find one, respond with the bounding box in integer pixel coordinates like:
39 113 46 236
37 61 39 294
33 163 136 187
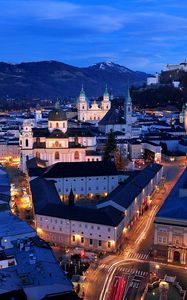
0 0 187 72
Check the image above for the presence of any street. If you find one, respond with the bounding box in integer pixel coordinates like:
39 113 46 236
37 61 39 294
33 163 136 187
84 163 187 300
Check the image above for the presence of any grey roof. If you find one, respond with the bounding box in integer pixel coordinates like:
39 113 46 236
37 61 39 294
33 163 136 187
30 178 62 212
0 236 72 298
30 177 124 227
0 211 35 239
36 204 124 227
42 161 118 178
99 108 125 125
156 168 187 223
104 164 163 209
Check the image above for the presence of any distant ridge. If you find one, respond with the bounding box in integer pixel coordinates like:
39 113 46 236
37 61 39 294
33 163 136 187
0 60 149 99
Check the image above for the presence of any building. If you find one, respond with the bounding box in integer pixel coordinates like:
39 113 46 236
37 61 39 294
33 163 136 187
98 88 133 138
0 167 10 203
31 178 125 253
0 193 75 300
40 161 128 201
30 164 162 253
165 61 187 72
147 73 159 85
77 86 111 123
0 138 20 165
98 164 163 228
19 103 102 172
154 168 187 265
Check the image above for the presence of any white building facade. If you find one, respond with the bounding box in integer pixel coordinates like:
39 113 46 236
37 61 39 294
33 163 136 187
77 86 111 123
19 104 102 171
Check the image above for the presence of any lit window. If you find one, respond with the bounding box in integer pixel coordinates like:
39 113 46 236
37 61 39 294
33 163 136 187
74 151 79 160
81 237 84 243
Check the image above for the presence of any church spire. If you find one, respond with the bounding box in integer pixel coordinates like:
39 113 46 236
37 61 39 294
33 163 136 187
79 85 86 102
125 83 132 104
68 188 75 207
55 101 60 110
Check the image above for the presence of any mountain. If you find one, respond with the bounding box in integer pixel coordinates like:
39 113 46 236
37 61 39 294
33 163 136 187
0 60 148 99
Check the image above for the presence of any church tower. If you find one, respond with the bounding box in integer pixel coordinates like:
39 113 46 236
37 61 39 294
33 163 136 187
35 104 42 125
124 87 132 126
101 85 111 111
77 85 88 122
20 120 34 171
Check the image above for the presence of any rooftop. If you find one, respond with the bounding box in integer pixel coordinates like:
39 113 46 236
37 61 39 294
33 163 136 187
100 164 162 210
0 236 72 299
155 168 187 224
42 161 118 178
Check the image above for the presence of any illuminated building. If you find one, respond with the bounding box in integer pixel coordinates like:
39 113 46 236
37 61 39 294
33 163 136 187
154 168 187 265
19 102 102 171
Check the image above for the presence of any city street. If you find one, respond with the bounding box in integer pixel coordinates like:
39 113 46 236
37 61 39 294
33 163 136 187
84 163 186 300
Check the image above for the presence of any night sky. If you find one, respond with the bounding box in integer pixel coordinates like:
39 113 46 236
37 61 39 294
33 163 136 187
0 0 187 72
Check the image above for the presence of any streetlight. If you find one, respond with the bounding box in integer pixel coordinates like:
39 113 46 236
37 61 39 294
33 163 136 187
155 264 160 277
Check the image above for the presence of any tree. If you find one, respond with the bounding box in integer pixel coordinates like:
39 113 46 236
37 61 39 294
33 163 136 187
103 131 117 160
114 145 127 171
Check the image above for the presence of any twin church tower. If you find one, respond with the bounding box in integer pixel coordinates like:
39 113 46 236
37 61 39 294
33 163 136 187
77 85 132 125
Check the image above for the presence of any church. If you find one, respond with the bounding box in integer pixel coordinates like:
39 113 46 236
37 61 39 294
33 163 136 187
77 86 111 123
19 103 102 172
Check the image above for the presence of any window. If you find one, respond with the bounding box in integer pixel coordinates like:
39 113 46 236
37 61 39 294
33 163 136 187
55 151 60 160
108 241 111 248
85 224 87 228
63 122 66 128
40 217 42 221
81 237 84 243
99 240 102 246
97 226 100 230
25 139 28 147
59 228 62 231
36 152 40 158
90 239 93 245
56 122 59 128
74 151 79 160
50 122 52 128
72 235 75 242
108 228 111 232
55 141 59 147
158 236 167 244
91 225 94 229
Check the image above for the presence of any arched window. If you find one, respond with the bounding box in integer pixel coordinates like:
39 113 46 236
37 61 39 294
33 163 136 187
50 122 52 128
25 139 28 147
82 106 84 109
56 122 59 128
55 141 59 148
63 122 66 128
55 152 60 160
74 151 79 160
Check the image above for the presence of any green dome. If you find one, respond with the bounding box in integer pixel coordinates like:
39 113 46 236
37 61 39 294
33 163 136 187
48 109 67 121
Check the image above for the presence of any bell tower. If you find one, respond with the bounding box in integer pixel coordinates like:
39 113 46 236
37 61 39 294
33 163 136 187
77 85 88 122
101 85 111 111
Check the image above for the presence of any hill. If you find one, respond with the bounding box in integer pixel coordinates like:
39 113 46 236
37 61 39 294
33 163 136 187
0 61 148 100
